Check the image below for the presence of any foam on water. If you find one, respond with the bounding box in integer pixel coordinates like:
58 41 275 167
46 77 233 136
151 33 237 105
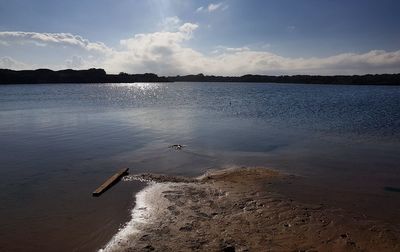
99 182 173 252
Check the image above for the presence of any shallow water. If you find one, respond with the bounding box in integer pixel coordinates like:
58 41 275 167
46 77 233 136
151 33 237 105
0 82 399 251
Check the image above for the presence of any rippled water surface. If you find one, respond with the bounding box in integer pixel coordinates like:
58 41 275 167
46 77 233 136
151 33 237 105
0 82 399 251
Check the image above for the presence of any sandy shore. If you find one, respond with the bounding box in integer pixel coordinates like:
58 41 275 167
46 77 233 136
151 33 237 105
100 167 400 251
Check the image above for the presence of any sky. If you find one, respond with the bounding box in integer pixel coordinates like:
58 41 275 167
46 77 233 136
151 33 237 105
0 0 399 75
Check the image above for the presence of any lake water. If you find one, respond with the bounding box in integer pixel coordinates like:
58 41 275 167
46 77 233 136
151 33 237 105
0 82 400 251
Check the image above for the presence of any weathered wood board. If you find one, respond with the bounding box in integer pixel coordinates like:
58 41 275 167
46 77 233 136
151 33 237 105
92 168 129 196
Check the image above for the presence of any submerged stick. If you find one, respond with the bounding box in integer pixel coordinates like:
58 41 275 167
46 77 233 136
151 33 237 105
92 168 129 197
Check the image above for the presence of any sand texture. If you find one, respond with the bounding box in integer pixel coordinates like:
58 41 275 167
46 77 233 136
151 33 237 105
100 167 400 252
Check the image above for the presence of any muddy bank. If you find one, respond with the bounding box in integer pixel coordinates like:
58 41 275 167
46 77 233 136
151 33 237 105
100 167 400 251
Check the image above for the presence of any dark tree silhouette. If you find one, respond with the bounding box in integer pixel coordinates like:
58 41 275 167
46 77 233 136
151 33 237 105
0 68 399 85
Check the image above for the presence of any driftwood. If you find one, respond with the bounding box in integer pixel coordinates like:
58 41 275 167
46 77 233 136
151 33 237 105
92 168 129 196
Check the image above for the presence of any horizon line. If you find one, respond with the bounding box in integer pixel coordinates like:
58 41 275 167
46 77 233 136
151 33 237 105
1 68 400 77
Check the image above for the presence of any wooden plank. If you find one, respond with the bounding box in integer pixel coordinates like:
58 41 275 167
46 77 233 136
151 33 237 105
92 168 129 197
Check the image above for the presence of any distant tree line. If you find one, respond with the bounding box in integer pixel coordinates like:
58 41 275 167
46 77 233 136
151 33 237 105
167 73 400 85
0 69 168 84
0 68 399 85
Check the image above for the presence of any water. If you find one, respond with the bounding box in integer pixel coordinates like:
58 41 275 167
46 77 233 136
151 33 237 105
0 82 399 251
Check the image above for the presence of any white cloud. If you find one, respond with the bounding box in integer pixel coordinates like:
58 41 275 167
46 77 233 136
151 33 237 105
65 55 85 69
211 46 250 55
196 2 228 13
1 26 400 75
208 3 223 12
159 16 181 31
104 24 400 75
0 31 111 54
103 22 201 74
225 47 250 52
0 31 112 70
0 56 28 69
196 6 204 12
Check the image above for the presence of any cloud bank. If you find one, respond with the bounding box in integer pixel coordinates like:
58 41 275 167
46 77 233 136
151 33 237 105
0 21 400 75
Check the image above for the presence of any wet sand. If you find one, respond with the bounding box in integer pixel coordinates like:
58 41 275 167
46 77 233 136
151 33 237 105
100 167 400 251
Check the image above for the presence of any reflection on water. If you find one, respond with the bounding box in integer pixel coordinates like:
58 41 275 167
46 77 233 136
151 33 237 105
0 82 399 251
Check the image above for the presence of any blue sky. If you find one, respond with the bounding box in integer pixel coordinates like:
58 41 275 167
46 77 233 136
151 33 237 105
0 0 399 75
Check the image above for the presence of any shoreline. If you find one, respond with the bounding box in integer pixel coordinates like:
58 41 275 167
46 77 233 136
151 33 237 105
99 167 400 251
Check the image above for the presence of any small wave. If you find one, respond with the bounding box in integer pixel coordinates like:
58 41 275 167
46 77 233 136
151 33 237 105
123 173 197 183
